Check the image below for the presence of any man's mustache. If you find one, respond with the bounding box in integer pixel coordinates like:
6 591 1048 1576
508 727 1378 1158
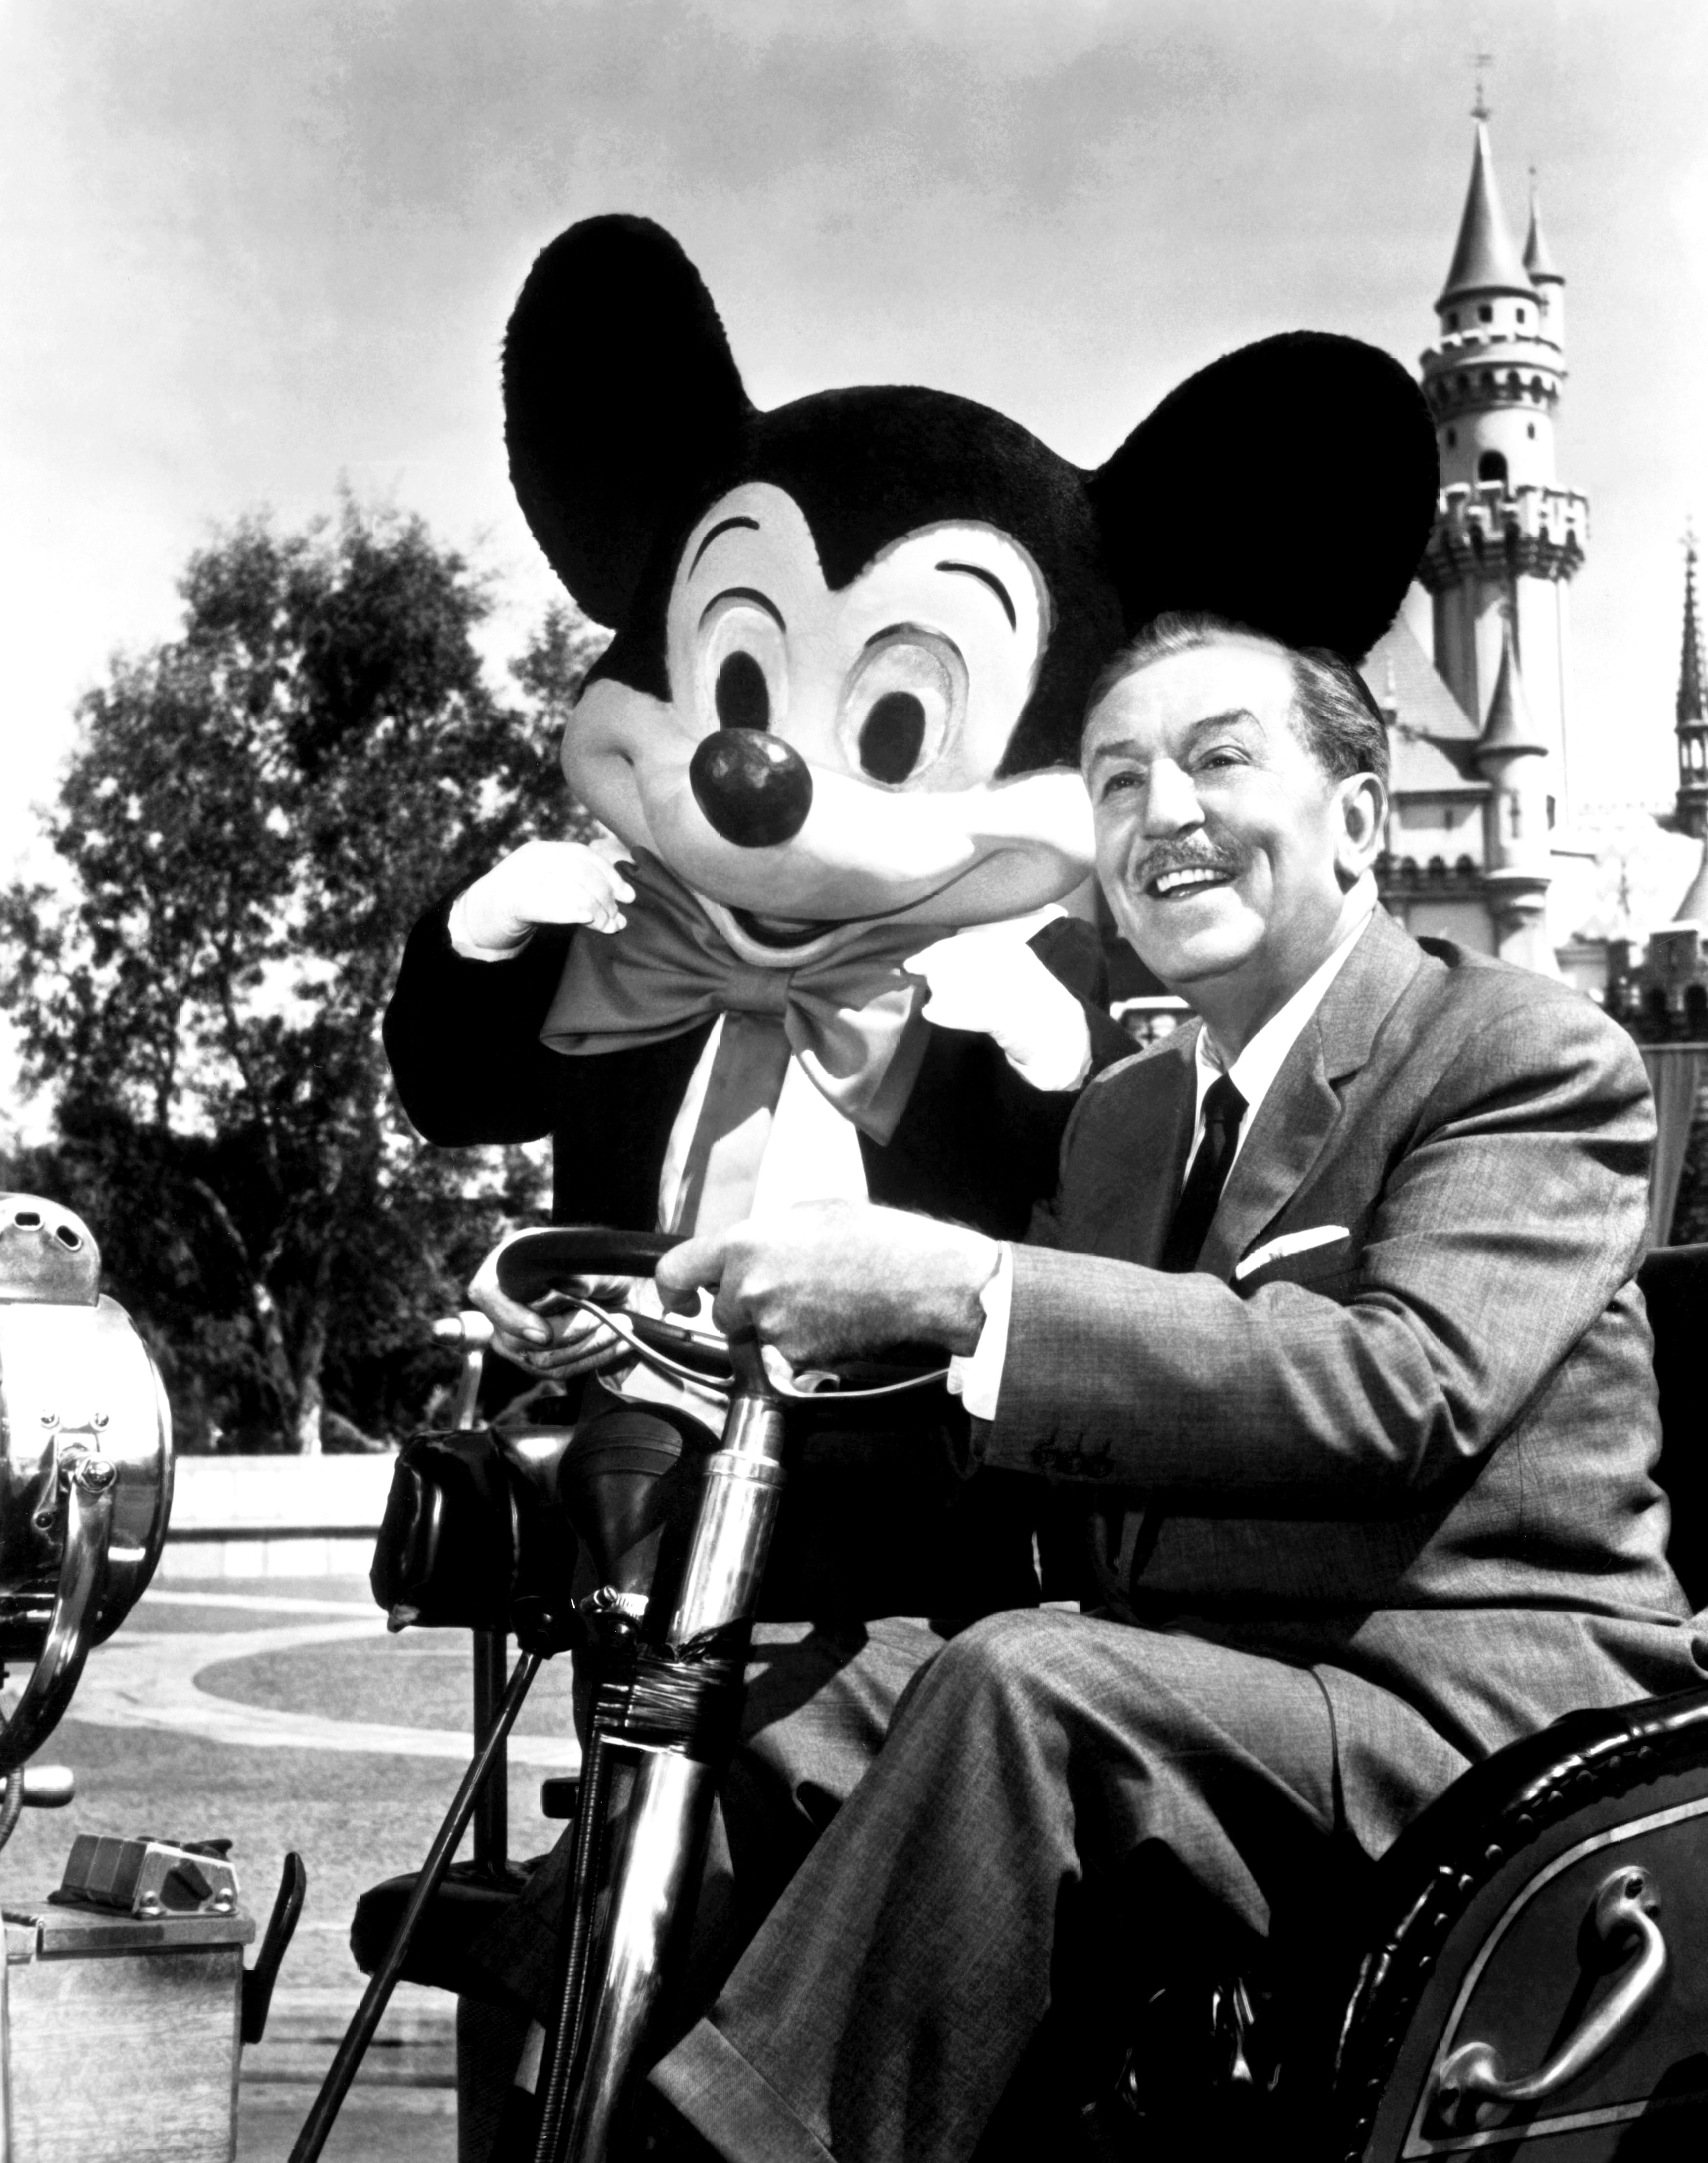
1129 842 1243 891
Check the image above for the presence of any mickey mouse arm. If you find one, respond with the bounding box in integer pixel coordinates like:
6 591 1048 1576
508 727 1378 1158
1030 915 1132 1071
383 891 576 1145
871 919 1127 1241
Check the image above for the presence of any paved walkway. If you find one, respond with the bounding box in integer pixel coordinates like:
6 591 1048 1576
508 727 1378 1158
0 1575 580 2162
80 1588 579 1764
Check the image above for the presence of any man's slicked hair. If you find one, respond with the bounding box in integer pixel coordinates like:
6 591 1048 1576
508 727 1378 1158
1086 612 1391 789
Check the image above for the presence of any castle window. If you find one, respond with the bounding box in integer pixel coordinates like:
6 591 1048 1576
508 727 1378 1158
1527 422 1535 439
1480 371 1495 389
1478 450 1508 484
1479 304 1494 323
1445 427 1457 448
1516 307 1527 325
1509 800 1522 839
1448 310 1460 330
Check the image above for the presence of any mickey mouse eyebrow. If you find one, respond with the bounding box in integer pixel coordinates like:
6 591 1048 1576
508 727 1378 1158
936 560 1016 630
701 587 787 633
690 516 760 573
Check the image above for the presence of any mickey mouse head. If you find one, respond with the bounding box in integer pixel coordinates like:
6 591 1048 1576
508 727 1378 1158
504 216 1435 957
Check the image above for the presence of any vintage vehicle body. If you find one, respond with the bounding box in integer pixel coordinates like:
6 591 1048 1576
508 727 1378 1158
5 1201 1707 2160
333 1235 1708 2163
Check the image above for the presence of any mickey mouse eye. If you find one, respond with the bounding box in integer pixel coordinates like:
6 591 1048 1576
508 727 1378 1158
716 651 770 730
697 594 787 734
839 630 966 788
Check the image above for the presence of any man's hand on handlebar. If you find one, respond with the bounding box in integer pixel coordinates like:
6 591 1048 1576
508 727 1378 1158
655 1200 1000 1367
469 1235 635 1379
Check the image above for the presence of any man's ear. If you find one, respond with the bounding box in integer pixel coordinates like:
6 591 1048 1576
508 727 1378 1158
1335 772 1389 887
503 216 755 629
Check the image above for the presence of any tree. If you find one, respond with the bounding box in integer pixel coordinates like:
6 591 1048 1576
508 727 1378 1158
1 500 606 1451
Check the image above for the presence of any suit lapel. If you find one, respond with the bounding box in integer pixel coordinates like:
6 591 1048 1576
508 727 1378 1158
1197 910 1426 1281
1073 1027 1199 1265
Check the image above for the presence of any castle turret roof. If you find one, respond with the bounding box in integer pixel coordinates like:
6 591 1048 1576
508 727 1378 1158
1438 122 1536 307
1478 617 1549 757
1673 837 1708 926
1524 185 1563 283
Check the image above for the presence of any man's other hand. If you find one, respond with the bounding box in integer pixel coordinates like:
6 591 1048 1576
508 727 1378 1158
468 1232 634 1378
655 1201 1000 1367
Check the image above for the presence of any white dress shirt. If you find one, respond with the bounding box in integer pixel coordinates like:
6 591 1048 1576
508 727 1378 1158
948 890 1378 1420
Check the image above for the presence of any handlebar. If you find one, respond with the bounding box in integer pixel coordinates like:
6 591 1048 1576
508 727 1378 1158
491 1225 948 1404
495 1228 685 1304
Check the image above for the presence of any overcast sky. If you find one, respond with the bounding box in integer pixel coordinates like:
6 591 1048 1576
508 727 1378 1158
4 0 1706 882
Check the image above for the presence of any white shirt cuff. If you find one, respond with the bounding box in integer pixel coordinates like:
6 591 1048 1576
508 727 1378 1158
946 1241 1012 1422
447 889 534 962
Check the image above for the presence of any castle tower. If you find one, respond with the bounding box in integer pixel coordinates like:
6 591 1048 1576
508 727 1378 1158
1476 613 1558 973
1676 534 1708 841
1416 115 1588 820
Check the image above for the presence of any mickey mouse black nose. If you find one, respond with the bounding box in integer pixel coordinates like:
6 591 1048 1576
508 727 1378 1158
689 730 813 848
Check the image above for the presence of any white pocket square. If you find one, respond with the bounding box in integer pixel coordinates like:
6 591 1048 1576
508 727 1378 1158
1234 1226 1349 1283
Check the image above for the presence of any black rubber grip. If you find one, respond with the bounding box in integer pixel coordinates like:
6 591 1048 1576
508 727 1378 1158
495 1225 686 1303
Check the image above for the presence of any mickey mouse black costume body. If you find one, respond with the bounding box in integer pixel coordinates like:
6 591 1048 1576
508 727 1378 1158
384 216 1434 1617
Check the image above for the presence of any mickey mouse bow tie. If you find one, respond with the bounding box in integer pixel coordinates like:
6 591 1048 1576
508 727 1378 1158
539 852 929 1143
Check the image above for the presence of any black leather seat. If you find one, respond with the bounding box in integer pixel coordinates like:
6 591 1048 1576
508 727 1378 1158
1641 1240 1708 1605
1314 1243 1708 2160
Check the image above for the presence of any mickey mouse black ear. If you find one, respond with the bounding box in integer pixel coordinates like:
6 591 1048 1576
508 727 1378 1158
503 216 754 629
1087 332 1438 663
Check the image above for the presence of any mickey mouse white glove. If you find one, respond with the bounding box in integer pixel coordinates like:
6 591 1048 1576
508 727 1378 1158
449 840 635 960
905 919 1093 1092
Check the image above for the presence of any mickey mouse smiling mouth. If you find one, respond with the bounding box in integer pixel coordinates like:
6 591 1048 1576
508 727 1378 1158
562 480 1096 963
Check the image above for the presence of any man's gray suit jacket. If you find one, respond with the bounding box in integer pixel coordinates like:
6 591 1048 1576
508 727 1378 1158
979 906 1706 1852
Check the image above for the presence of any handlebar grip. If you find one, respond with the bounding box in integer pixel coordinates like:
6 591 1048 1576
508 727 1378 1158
495 1226 687 1304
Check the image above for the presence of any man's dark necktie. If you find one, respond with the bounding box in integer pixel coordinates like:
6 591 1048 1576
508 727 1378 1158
1158 1072 1248 1273
1099 1072 1249 1614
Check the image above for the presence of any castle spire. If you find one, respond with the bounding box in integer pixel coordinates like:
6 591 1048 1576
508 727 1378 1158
1680 534 1705 728
1438 120 1535 309
1522 173 1565 346
1479 614 1549 757
1676 530 1708 841
1524 176 1562 283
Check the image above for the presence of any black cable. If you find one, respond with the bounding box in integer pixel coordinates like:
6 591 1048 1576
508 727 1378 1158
531 1725 616 2163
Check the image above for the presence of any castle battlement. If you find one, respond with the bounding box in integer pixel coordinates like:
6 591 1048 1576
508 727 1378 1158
1417 482 1589 591
1422 356 1564 421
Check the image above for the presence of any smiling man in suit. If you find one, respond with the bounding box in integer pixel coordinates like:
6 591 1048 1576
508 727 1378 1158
641 612 1707 2163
